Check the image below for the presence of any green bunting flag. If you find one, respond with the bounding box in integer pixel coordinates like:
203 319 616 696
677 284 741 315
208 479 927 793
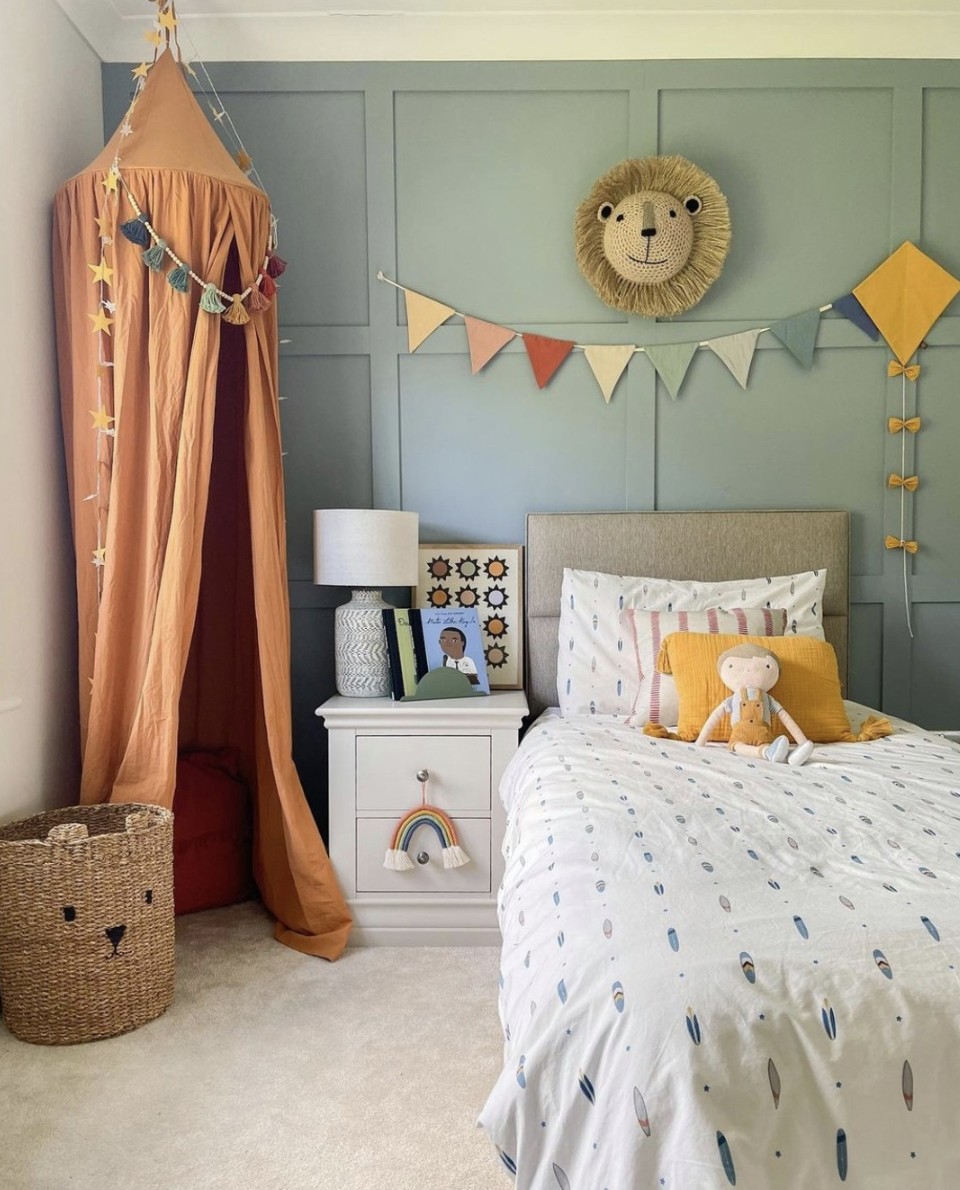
769 308 821 368
645 342 699 400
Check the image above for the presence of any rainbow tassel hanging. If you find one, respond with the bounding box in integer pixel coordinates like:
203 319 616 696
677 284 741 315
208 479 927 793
120 212 151 246
265 252 287 278
199 283 227 314
246 284 271 312
222 294 250 326
383 804 471 872
260 272 277 299
142 239 167 271
167 262 190 292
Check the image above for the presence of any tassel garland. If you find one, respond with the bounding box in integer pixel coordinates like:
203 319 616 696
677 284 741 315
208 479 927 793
200 283 227 314
246 284 271 312
222 294 251 326
265 252 287 278
119 213 151 246
260 272 278 299
167 263 190 292
142 239 168 271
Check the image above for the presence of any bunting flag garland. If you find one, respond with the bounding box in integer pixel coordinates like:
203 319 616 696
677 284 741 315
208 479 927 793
464 316 516 374
769 308 821 368
645 342 699 400
583 344 634 403
523 333 576 389
707 329 761 390
404 290 456 353
832 293 881 341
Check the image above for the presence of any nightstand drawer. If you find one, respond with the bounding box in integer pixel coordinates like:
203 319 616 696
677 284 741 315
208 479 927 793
356 816 492 893
355 735 491 813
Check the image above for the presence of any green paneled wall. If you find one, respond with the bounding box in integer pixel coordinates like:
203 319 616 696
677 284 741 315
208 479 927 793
103 59 960 832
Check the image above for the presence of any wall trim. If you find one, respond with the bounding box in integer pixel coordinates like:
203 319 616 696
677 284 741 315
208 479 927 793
60 3 960 64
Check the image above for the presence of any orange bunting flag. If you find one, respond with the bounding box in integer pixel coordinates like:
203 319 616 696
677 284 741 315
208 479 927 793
464 316 516 374
583 344 635 404
404 289 456 354
522 333 575 389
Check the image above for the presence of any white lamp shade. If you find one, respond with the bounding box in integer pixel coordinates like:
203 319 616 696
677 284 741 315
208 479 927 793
313 508 419 588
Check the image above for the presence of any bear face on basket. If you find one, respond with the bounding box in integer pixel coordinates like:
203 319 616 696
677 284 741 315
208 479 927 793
0 803 175 1046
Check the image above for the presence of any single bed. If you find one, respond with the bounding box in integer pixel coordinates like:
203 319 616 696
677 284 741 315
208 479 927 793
479 511 960 1189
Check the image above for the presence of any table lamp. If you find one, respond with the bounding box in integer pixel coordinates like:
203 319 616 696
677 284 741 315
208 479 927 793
313 508 420 697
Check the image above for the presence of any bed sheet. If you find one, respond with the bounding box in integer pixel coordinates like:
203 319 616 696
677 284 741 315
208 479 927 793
479 707 960 1188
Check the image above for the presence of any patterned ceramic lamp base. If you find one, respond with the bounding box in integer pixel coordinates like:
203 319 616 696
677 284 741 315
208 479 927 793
335 589 392 697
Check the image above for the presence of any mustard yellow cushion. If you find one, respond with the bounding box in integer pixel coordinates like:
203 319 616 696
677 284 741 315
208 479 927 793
657 632 855 743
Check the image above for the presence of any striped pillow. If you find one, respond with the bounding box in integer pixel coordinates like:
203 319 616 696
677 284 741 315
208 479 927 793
626 607 787 727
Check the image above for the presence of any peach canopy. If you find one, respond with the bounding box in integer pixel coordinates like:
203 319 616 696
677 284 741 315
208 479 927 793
52 50 351 958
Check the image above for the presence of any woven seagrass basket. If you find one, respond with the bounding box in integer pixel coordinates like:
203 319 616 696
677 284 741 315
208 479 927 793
0 803 175 1045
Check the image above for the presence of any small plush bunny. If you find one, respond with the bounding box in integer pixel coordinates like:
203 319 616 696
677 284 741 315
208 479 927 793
695 642 815 766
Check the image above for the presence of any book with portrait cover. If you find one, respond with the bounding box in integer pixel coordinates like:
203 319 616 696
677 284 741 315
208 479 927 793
382 607 489 698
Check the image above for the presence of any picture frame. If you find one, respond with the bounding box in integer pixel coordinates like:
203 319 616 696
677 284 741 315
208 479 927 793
416 544 524 690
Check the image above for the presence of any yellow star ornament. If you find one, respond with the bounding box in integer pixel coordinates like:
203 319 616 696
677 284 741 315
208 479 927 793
236 150 253 172
132 62 151 80
90 406 115 431
102 169 120 196
145 29 163 46
88 258 114 285
158 8 178 31
94 212 112 238
92 547 106 568
88 309 114 336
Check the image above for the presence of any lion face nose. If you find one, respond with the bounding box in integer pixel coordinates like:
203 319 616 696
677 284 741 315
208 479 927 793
640 200 657 238
105 924 126 954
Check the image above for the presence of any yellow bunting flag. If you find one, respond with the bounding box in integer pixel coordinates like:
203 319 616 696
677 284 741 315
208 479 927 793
404 289 455 354
583 344 635 404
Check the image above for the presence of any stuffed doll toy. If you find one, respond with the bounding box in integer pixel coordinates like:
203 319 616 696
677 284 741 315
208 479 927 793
696 642 815 766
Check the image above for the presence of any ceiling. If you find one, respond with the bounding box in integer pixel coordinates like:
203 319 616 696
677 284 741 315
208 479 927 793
59 0 960 62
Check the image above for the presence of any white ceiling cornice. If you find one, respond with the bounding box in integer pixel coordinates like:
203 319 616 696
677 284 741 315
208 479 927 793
57 0 960 63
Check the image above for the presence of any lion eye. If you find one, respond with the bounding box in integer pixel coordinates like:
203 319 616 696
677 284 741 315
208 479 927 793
597 202 614 222
63 906 76 922
684 195 702 215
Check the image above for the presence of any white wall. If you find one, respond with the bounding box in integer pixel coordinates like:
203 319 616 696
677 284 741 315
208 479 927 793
0 2 103 822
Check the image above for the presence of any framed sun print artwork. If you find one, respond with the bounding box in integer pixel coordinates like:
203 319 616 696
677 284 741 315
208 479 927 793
416 545 524 689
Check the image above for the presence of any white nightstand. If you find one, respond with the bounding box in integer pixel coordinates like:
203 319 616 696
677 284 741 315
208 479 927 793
316 690 528 946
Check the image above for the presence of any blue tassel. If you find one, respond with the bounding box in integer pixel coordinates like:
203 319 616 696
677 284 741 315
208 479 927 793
167 263 190 292
119 213 151 246
142 239 167 271
200 283 227 314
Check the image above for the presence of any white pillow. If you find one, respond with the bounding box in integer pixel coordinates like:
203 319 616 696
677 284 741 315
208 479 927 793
625 606 787 727
557 567 826 716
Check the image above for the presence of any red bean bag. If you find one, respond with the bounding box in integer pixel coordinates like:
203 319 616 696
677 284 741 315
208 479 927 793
173 749 256 915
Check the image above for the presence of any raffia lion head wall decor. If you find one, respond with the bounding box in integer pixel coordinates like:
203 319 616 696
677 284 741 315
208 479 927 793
575 155 731 318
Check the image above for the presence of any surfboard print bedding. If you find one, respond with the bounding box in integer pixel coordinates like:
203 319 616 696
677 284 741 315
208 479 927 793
479 709 960 1189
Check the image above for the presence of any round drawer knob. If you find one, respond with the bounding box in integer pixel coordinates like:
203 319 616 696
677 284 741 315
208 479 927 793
416 769 430 783
416 850 430 865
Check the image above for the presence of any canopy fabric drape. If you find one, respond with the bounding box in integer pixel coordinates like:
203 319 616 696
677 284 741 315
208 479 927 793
52 50 352 958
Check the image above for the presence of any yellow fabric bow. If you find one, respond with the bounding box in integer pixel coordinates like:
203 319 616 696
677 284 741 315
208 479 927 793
888 473 920 491
888 416 921 433
888 361 921 380
885 535 919 553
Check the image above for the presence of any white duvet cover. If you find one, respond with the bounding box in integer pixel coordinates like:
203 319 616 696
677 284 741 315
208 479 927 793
479 708 960 1189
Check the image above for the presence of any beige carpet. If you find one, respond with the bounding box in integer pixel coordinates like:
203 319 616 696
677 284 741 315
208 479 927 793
1 902 510 1190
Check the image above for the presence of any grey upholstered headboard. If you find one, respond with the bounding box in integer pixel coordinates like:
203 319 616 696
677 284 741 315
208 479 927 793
525 510 850 719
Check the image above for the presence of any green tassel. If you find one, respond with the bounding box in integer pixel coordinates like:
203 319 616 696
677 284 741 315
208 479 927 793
167 263 190 292
200 283 227 314
142 239 167 271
